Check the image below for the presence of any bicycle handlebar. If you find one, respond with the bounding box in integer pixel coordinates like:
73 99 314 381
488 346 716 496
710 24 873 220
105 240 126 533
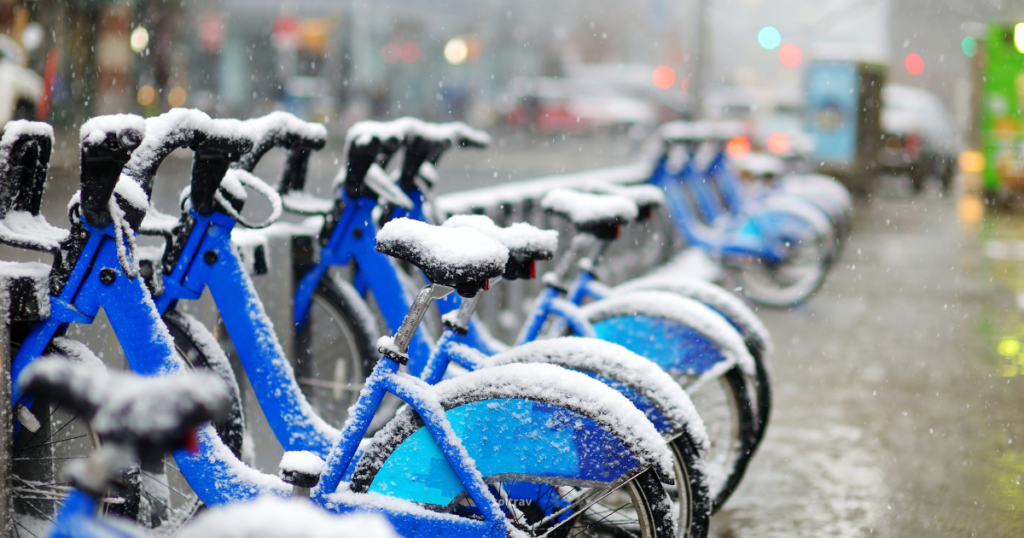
234 112 328 196
78 115 145 228
189 119 254 217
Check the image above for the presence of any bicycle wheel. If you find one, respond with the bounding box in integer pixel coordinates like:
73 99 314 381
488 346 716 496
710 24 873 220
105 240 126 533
579 295 758 512
351 366 677 538
673 368 755 511
488 339 711 537
294 273 378 428
10 338 108 538
725 235 828 308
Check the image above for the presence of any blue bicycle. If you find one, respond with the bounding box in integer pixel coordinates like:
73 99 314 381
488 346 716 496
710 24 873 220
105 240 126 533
7 112 679 538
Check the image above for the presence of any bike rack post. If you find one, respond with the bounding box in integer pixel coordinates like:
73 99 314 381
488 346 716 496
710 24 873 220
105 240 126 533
0 261 50 538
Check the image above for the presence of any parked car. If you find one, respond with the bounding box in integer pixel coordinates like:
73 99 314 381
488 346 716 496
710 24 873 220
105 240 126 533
879 84 960 193
0 35 40 125
498 77 656 133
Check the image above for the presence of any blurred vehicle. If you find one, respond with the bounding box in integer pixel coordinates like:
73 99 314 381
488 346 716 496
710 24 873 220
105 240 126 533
0 35 41 124
753 104 816 161
498 77 657 133
564 63 690 122
879 84 960 193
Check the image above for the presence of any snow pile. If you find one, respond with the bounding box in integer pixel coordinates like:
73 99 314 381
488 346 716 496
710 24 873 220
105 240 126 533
541 188 638 225
0 210 68 251
2 119 53 142
488 337 709 451
0 261 50 322
375 218 508 281
646 248 723 282
580 291 756 378
281 191 334 215
442 214 558 259
79 114 145 146
180 495 400 538
436 163 650 216
279 450 326 476
615 276 772 352
735 152 784 178
584 182 665 209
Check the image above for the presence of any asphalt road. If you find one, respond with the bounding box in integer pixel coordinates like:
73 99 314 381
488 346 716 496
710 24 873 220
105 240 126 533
710 180 1024 537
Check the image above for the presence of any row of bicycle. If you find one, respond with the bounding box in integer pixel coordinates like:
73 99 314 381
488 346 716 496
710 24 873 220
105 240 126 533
1 110 848 538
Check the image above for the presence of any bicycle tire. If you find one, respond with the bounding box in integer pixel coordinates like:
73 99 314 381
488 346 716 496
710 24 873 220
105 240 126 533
724 235 829 308
296 273 380 429
350 371 677 538
488 340 712 537
578 301 758 512
10 337 106 537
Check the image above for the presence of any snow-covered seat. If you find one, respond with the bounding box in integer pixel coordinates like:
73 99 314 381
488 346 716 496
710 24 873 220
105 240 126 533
19 358 230 454
0 121 69 252
442 214 557 280
375 217 507 297
540 188 639 239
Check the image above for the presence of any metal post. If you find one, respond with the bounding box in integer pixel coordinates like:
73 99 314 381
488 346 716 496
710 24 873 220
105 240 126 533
690 0 710 119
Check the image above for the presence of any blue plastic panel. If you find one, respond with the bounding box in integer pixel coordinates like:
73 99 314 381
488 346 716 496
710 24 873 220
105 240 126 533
367 399 639 506
593 315 727 376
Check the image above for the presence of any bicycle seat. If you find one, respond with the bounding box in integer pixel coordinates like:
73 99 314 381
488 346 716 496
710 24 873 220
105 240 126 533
540 188 639 240
583 182 664 220
0 120 69 252
19 358 231 457
442 214 557 280
375 217 508 297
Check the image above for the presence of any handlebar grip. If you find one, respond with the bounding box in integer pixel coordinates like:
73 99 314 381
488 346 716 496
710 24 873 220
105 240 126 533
189 120 254 217
341 119 408 198
235 112 328 196
398 135 450 192
78 115 145 228
0 121 54 221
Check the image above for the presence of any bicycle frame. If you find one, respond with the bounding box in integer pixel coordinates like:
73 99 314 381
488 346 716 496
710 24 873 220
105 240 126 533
14 217 644 538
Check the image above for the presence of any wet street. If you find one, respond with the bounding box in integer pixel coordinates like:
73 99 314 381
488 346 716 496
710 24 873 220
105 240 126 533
710 182 1024 537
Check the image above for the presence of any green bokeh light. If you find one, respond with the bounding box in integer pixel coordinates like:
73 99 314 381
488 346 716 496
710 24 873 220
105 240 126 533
757 26 782 50
962 36 977 58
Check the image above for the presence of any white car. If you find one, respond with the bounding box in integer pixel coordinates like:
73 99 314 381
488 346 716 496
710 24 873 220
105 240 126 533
0 35 41 125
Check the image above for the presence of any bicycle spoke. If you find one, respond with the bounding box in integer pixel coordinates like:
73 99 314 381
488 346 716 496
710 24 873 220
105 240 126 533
141 470 191 501
14 433 90 453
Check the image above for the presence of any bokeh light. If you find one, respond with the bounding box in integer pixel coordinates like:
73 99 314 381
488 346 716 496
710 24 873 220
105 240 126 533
1016 23 1024 53
726 136 751 159
381 43 400 64
167 86 187 107
130 27 149 53
778 44 802 67
959 150 985 173
766 133 791 154
399 42 421 64
757 26 781 50
652 65 676 89
137 85 157 106
961 37 977 58
680 77 688 95
445 38 469 65
904 53 924 75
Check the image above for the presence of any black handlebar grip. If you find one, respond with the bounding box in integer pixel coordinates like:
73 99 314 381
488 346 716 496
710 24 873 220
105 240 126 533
0 122 53 221
398 135 450 192
189 125 254 217
342 137 384 199
235 112 327 196
79 123 144 228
